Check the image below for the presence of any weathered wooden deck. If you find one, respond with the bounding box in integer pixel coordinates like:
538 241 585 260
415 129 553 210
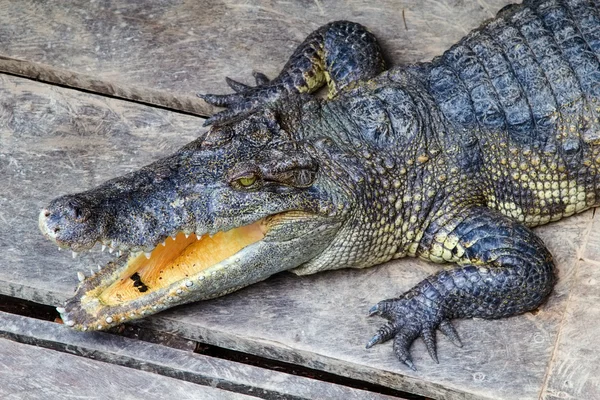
1 1 599 399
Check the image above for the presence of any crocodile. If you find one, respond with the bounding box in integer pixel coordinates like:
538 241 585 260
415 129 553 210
39 0 600 369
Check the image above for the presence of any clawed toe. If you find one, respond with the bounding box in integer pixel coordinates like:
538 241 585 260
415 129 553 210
438 320 462 348
367 296 462 369
225 77 251 93
420 328 439 363
366 321 398 348
252 71 270 85
393 333 418 371
197 92 243 107
198 71 283 126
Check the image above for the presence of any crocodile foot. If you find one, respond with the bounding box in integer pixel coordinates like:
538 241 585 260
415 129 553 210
199 71 284 126
366 293 462 370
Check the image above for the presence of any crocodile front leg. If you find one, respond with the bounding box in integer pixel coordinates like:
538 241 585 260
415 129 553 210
199 21 386 126
367 206 555 370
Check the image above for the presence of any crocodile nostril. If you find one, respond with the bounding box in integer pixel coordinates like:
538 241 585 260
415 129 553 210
53 227 60 233
44 211 51 218
64 199 91 223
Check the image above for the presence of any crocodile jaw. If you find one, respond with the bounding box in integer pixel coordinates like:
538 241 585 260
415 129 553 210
53 212 338 331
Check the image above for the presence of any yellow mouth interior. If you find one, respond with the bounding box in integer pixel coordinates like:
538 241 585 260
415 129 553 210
98 221 267 305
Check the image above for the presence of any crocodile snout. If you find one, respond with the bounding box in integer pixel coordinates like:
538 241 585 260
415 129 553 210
39 195 99 251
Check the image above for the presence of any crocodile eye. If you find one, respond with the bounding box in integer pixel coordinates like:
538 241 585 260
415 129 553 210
229 163 262 190
238 175 257 187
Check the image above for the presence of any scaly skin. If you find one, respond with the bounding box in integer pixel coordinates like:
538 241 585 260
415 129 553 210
39 0 600 369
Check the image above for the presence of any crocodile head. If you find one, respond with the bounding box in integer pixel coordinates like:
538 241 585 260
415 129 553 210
38 106 354 330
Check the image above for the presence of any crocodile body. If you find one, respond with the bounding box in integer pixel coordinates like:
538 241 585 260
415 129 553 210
39 0 600 369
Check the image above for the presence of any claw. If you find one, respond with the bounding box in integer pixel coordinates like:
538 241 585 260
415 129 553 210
197 93 242 107
252 71 270 85
366 335 380 349
366 321 398 348
439 320 462 348
421 329 439 363
225 77 251 93
367 304 380 317
203 107 252 127
393 330 420 371
368 300 395 318
403 358 417 371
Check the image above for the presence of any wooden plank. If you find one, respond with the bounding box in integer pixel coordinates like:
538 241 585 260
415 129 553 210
1 73 596 399
0 337 259 400
0 0 516 116
0 311 400 400
540 216 600 400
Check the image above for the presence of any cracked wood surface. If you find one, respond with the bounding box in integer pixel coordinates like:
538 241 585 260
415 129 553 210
1 73 598 400
0 0 516 116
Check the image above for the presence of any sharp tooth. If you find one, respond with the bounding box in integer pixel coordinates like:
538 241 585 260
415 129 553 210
102 244 106 252
65 320 75 327
161 241 166 246
196 235 202 241
97 265 102 271
57 246 62 251
171 235 177 240
117 251 121 257
144 252 152 259
184 233 190 239
109 247 114 254
105 317 113 324
56 307 66 314
71 251 78 259
89 268 95 276
77 271 85 282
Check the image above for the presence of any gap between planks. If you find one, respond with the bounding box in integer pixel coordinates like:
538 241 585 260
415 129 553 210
0 299 417 400
0 58 215 117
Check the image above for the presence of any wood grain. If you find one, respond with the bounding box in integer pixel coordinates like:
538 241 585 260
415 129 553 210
0 311 400 400
0 337 260 400
1 73 597 399
539 214 600 400
0 0 517 116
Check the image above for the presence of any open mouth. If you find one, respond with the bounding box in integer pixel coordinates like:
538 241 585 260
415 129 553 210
97 222 267 306
56 216 278 331
40 207 334 331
